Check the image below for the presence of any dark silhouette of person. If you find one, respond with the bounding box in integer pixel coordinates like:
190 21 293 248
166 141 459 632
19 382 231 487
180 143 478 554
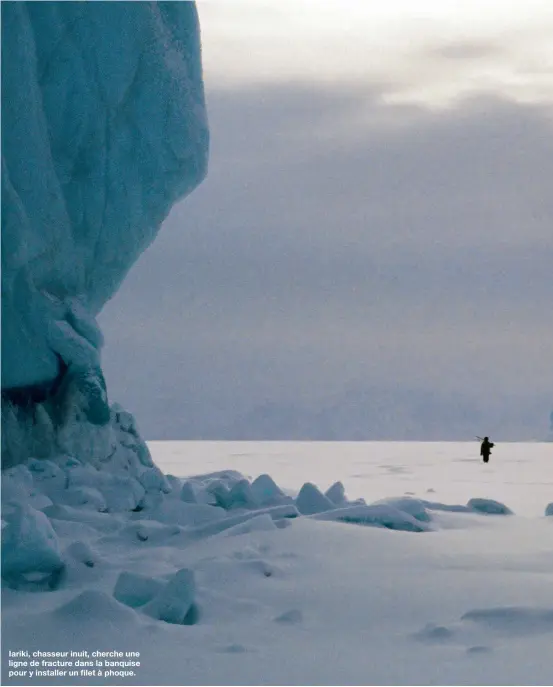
480 436 494 463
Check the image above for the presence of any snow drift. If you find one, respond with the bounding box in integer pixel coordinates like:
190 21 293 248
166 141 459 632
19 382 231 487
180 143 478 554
0 457 519 594
3 443 553 686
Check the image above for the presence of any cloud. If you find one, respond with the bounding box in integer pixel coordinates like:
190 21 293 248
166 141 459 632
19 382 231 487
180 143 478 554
99 84 553 440
197 1 553 107
429 41 506 61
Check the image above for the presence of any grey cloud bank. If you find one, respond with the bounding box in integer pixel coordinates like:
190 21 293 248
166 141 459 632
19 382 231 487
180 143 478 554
100 85 552 440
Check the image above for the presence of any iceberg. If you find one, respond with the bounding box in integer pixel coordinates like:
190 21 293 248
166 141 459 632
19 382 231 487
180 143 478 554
1 1 208 467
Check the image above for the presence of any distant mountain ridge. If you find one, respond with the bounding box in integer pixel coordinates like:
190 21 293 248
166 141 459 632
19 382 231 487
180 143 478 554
145 386 550 442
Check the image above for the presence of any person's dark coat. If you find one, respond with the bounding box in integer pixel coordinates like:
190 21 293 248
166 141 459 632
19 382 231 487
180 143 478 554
480 437 494 462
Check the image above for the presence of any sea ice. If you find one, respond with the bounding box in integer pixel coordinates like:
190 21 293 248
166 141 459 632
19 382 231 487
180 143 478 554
146 499 226 527
228 479 260 509
251 474 287 506
374 496 432 522
219 513 277 537
467 498 513 515
3 442 553 686
312 503 430 532
143 568 197 625
295 482 335 515
68 466 145 512
1 503 65 590
62 486 107 511
324 480 347 505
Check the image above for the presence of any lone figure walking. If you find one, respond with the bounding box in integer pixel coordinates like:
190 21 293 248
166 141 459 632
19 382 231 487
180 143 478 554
480 436 494 463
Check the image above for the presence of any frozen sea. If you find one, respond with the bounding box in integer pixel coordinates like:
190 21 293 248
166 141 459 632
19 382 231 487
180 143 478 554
153 440 553 517
3 440 553 686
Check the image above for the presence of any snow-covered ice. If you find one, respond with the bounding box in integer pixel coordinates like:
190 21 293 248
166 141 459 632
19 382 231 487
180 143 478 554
142 568 197 626
2 503 65 591
2 441 553 686
295 482 335 515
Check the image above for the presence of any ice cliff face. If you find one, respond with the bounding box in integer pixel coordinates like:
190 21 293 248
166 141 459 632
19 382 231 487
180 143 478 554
1 2 208 466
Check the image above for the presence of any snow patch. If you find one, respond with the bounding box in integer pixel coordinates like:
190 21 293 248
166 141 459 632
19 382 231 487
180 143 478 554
373 496 431 522
187 503 300 541
219 514 277 537
313 503 430 532
68 466 145 512
65 540 98 568
53 590 137 624
138 466 172 495
146 500 226 527
1 503 65 590
62 486 107 511
2 464 54 510
113 571 165 608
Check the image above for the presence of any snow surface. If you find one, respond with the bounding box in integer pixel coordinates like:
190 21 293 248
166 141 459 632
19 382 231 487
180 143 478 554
2 441 553 686
155 441 553 517
1 1 208 392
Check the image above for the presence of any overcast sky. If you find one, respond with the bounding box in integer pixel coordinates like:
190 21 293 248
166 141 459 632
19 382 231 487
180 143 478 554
100 0 553 440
